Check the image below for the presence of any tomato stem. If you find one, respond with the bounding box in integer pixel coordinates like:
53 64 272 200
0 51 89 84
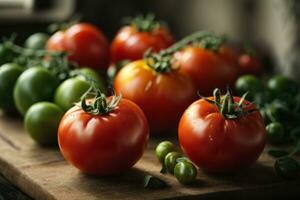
123 13 161 32
78 84 121 115
202 88 257 119
144 31 225 73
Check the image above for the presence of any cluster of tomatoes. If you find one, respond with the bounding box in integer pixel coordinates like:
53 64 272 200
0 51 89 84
0 14 267 179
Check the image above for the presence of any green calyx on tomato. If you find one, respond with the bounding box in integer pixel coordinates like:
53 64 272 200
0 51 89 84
123 13 161 32
78 85 121 115
55 67 107 112
144 31 224 73
201 88 256 119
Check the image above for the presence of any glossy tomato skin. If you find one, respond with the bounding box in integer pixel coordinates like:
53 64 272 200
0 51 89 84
176 46 239 96
58 99 149 176
178 97 266 173
114 60 197 134
111 26 174 63
47 23 110 71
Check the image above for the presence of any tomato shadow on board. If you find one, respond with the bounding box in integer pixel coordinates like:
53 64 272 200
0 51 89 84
70 167 170 196
199 161 279 186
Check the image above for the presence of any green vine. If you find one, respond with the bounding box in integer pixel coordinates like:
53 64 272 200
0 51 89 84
0 35 76 82
144 31 225 73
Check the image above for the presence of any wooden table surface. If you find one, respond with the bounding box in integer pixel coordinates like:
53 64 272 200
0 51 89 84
0 112 300 200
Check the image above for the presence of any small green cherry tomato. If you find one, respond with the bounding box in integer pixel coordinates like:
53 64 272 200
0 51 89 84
0 63 23 111
164 152 182 174
266 122 285 144
155 141 175 163
25 102 64 145
174 161 197 185
235 75 263 100
24 33 49 50
72 67 107 93
13 67 59 115
267 75 298 96
54 77 90 111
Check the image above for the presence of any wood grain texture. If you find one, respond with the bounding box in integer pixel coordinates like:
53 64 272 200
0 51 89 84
0 112 300 200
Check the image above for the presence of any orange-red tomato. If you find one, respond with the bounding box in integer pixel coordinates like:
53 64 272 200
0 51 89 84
114 60 197 134
178 96 266 173
47 23 110 71
239 54 263 75
176 46 240 96
111 26 174 63
58 98 149 176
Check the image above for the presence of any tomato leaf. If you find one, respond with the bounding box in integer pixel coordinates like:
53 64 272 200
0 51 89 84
268 149 289 158
143 175 167 189
274 157 300 179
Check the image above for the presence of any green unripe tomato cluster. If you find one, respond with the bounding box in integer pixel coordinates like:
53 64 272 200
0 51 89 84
155 141 197 185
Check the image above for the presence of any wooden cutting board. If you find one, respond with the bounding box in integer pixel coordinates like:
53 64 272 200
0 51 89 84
0 112 299 200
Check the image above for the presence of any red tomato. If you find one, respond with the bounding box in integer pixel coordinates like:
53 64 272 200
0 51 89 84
176 46 240 96
239 54 263 75
111 26 174 63
178 95 266 173
58 98 149 176
47 23 110 71
114 60 196 134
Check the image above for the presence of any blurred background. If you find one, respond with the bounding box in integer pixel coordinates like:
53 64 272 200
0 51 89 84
0 0 299 80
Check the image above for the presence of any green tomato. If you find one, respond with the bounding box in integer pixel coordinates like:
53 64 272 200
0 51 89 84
164 152 182 174
72 67 106 93
13 67 59 115
174 161 197 185
24 102 64 145
54 77 90 111
266 100 299 129
155 141 175 163
24 33 49 50
266 122 285 144
267 75 298 96
235 75 264 100
0 63 24 111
